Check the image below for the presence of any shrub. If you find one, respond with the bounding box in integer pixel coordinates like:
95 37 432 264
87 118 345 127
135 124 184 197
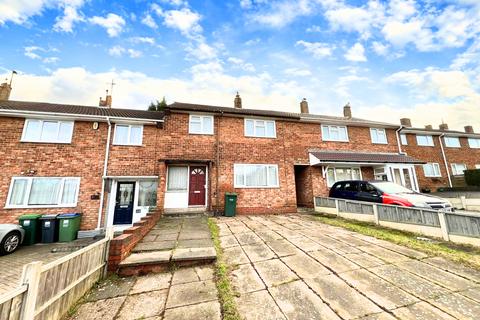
464 169 480 186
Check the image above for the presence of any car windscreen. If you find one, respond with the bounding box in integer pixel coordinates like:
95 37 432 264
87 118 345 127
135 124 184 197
370 182 413 194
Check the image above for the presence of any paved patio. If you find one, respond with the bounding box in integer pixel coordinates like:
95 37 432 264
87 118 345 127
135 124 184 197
216 214 480 320
70 264 220 320
0 238 97 296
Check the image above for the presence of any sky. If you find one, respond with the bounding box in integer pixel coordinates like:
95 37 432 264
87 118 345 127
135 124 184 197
1 0 480 130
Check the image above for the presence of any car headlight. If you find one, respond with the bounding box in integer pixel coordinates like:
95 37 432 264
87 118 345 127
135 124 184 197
413 202 431 208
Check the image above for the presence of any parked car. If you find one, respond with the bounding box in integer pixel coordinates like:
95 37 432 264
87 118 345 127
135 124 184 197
329 180 453 210
0 224 25 255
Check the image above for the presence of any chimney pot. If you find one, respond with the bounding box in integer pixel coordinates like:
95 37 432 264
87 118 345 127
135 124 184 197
300 98 309 114
400 118 412 127
343 103 352 118
234 92 242 109
0 81 12 101
439 123 449 131
425 125 433 130
465 125 474 133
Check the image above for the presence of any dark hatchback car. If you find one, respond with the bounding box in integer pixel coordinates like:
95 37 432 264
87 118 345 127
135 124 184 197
328 180 453 210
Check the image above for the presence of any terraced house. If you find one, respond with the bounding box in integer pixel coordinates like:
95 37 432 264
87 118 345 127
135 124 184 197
1 91 479 233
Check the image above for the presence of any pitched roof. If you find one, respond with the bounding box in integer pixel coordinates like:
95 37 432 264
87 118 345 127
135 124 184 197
310 150 424 164
401 126 479 137
0 100 164 121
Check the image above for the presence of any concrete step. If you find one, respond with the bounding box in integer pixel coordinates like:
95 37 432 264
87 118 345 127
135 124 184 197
163 211 212 218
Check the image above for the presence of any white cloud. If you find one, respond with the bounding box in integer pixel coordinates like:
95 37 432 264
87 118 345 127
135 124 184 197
141 14 157 29
372 41 389 56
284 68 311 77
129 37 156 45
24 46 59 63
53 1 85 32
24 46 42 60
162 8 202 37
306 25 321 33
245 0 318 28
186 42 216 60
227 57 256 72
0 0 51 25
108 45 125 57
42 56 59 64
295 40 334 59
381 19 434 51
244 38 260 46
127 49 142 58
89 13 125 37
344 43 367 62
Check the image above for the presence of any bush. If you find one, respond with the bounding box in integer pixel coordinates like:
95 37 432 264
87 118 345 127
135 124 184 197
464 169 480 186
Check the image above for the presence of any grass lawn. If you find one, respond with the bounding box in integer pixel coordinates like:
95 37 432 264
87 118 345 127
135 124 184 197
312 213 480 270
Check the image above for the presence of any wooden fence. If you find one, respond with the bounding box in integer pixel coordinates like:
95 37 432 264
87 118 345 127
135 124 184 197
0 229 113 320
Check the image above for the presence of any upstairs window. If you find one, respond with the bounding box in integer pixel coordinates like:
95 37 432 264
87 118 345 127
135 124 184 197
189 115 213 135
468 138 480 148
423 163 441 177
451 163 467 175
321 125 348 142
113 124 143 146
234 164 279 188
400 133 408 145
7 177 80 208
444 136 460 148
416 135 434 146
244 119 276 138
22 119 74 143
370 128 388 144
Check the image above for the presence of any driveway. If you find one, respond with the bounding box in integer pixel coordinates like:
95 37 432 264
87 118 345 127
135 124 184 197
216 214 480 320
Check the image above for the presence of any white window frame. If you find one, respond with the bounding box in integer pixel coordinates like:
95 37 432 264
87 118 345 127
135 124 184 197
166 166 189 192
400 133 408 145
113 124 143 146
188 114 214 135
326 167 362 187
5 177 81 209
468 138 480 149
370 128 388 144
423 163 441 177
416 134 434 146
451 163 467 176
21 119 74 143
244 119 276 138
321 125 349 142
475 164 480 169
444 136 460 148
234 164 279 188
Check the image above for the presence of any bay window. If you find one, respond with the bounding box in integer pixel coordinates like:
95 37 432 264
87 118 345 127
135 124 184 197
234 164 279 188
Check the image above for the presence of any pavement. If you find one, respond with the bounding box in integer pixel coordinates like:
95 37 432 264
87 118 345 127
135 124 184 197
0 238 97 296
216 214 480 320
70 265 220 320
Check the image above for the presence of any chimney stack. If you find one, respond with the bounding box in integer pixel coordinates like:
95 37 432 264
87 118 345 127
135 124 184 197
0 71 16 101
343 103 352 118
439 123 449 131
99 90 112 108
400 118 412 127
234 92 242 109
465 125 474 133
300 98 309 114
425 125 433 130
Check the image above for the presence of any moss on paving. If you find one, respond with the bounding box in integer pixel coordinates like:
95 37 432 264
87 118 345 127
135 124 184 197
208 218 242 320
312 213 480 270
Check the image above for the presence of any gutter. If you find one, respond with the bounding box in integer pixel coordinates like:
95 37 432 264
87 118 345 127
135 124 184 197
439 134 453 188
395 125 404 153
97 117 112 230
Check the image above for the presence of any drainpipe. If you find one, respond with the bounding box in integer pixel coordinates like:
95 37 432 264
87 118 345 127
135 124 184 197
439 134 452 188
395 125 404 154
97 117 112 230
215 111 223 213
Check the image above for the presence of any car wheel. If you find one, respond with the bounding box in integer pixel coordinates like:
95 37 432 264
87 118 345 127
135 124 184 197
0 231 21 255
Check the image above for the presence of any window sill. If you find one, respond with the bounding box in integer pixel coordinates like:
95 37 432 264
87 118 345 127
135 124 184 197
372 142 388 145
322 139 349 143
20 140 72 144
425 176 442 178
112 143 143 147
244 135 277 139
4 204 77 209
233 186 280 189
188 132 214 135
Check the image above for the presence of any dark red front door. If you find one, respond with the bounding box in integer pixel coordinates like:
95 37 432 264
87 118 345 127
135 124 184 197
188 166 206 206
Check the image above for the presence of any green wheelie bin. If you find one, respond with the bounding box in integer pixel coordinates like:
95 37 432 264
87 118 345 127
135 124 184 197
224 193 237 217
18 214 42 245
57 213 81 242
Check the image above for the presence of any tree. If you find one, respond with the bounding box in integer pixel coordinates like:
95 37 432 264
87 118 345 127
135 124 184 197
148 97 167 111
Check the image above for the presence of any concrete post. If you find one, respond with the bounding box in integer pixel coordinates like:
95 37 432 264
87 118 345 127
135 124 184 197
437 211 450 241
335 199 339 217
460 196 467 210
373 204 379 225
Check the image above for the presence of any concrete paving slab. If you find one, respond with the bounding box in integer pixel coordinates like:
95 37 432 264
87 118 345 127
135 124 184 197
256 230 283 242
459 287 480 302
164 301 221 320
166 280 218 309
172 267 200 285
171 247 216 261
85 277 134 301
132 241 176 252
281 253 331 279
288 236 323 251
269 280 341 320
130 272 172 294
254 259 298 287
305 274 383 319
343 252 386 268
376 241 429 259
340 269 419 310
229 225 251 234
330 245 363 255
428 292 480 320
236 290 286 320
235 232 263 245
117 290 168 320
223 246 250 265
423 256 480 284
309 249 360 273
395 260 474 291
119 251 171 266
195 265 214 281
219 235 239 248
71 297 126 320
358 312 397 320
178 231 211 240
266 239 300 257
369 265 450 299
151 232 179 241
358 245 411 263
393 301 457 320
242 243 276 262
177 238 213 248
231 263 266 293
310 235 348 249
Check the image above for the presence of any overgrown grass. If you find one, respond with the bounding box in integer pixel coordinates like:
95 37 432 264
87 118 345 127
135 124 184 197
208 218 242 320
312 213 480 270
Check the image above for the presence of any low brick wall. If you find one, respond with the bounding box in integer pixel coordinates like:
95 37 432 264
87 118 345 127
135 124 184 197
108 210 162 271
